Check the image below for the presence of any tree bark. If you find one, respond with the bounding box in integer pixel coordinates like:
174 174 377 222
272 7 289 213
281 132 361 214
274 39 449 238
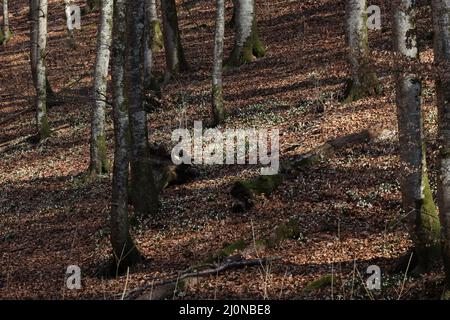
161 0 188 78
211 0 225 126
431 0 450 299
393 0 441 274
86 0 101 12
110 0 141 271
35 0 50 142
30 0 38 87
344 0 381 102
1 0 12 45
30 0 54 104
144 0 163 89
126 0 159 218
225 0 265 68
88 0 114 177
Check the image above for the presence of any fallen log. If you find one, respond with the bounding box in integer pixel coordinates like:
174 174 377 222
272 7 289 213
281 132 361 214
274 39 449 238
124 256 280 300
231 128 395 212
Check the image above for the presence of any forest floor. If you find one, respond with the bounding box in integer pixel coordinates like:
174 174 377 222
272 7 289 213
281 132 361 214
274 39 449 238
0 0 446 299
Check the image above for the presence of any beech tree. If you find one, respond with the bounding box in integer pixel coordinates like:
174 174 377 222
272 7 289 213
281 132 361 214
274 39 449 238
0 0 12 45
88 0 114 177
225 0 265 68
344 0 381 102
31 0 50 142
30 0 53 95
393 0 441 274
144 0 163 89
111 0 141 270
161 0 188 78
431 0 450 299
126 0 159 218
211 0 225 126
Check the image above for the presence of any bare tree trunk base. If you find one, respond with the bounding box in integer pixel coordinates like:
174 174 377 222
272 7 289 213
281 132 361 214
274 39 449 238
0 29 13 45
343 73 382 103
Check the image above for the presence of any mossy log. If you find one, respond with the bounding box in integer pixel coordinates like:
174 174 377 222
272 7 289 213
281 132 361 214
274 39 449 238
298 274 333 296
231 128 394 211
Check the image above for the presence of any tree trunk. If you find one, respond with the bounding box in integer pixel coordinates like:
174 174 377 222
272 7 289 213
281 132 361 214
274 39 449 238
344 0 381 102
225 0 265 68
86 0 101 12
161 0 188 78
111 0 141 271
431 0 450 299
30 0 38 87
30 0 54 104
1 0 12 45
144 0 163 89
126 0 159 218
88 0 113 177
211 0 225 126
393 0 441 274
35 0 50 142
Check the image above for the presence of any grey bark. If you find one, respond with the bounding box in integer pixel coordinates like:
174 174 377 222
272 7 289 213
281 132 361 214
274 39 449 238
89 0 114 177
30 0 53 102
161 0 188 78
225 0 265 67
1 0 12 44
344 0 380 102
211 0 225 126
126 0 159 218
30 0 38 87
111 0 141 270
393 0 441 273
35 0 50 141
144 0 157 88
431 0 450 296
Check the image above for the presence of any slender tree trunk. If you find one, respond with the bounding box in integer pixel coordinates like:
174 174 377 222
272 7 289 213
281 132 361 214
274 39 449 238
88 0 114 177
161 0 188 78
126 0 159 218
344 0 381 102
225 0 265 68
111 0 141 271
30 0 38 87
30 0 54 104
144 0 163 89
1 0 12 45
35 0 50 141
211 0 225 126
393 0 441 274
431 0 450 299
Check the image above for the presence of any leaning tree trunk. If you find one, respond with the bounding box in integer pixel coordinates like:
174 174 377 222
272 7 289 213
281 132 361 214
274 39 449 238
88 0 114 178
110 0 141 271
225 0 265 68
1 0 13 45
344 0 381 102
126 0 159 218
35 0 50 141
211 0 225 126
161 0 188 78
431 0 450 299
393 0 441 274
